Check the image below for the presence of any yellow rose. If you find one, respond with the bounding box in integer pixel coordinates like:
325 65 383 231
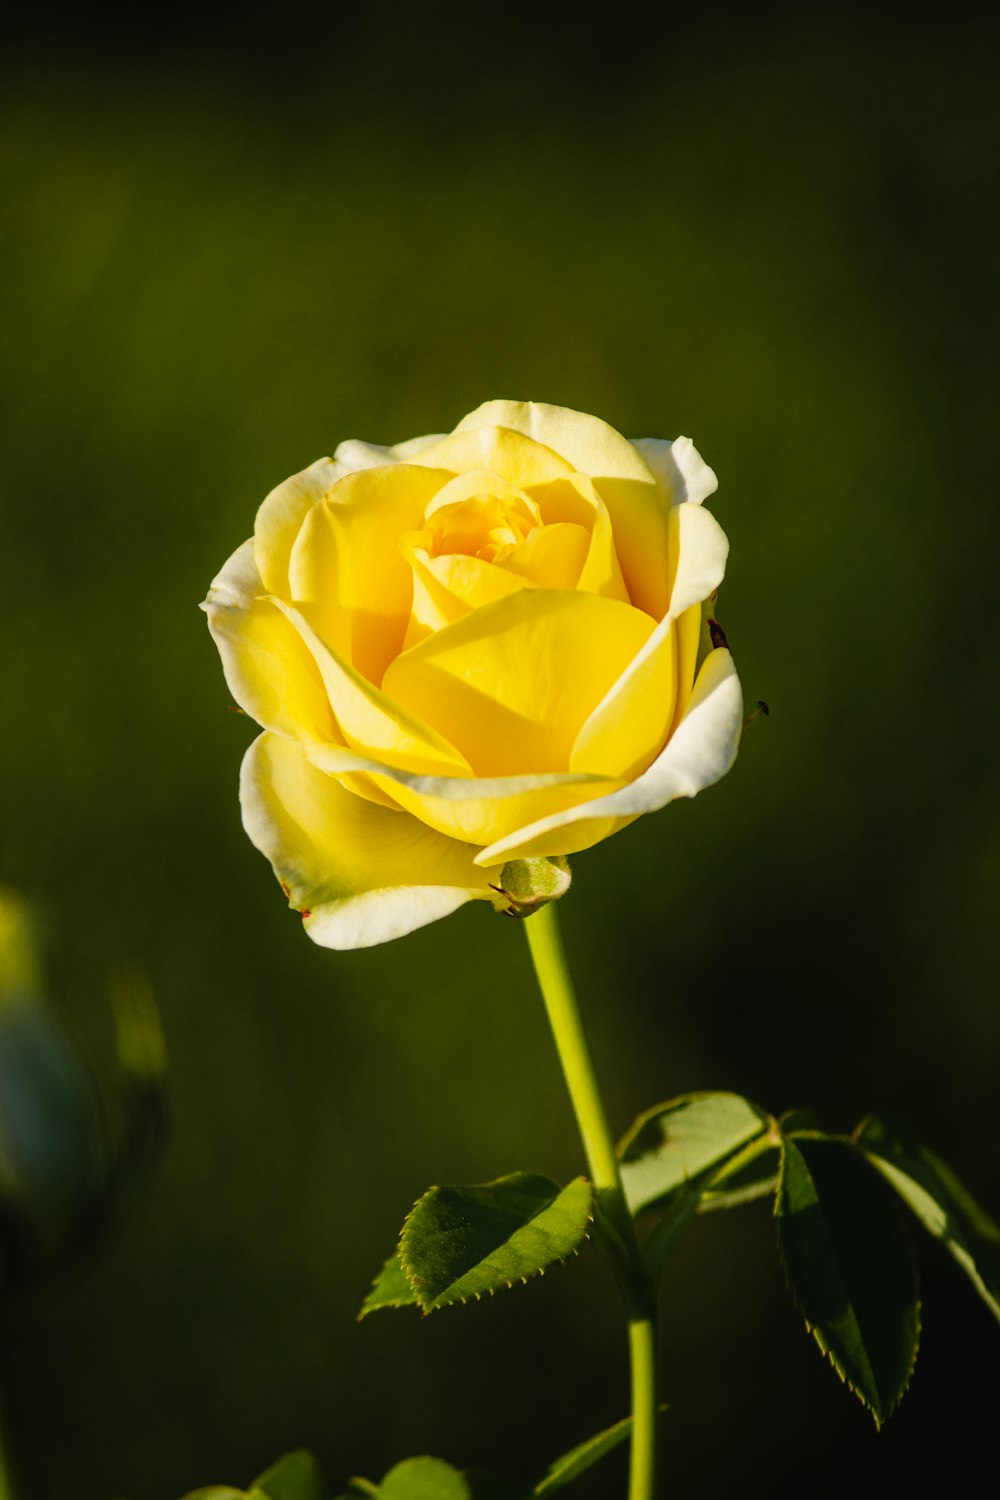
204 400 743 947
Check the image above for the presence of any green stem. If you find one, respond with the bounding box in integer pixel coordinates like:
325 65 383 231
524 902 659 1500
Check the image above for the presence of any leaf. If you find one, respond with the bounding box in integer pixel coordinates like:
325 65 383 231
181 1490 246 1499
251 1451 325 1500
618 1092 772 1215
697 1139 780 1212
640 1188 700 1275
776 1135 920 1426
533 1412 636 1495
379 1456 471 1499
359 1252 418 1319
856 1114 1000 1324
399 1173 593 1313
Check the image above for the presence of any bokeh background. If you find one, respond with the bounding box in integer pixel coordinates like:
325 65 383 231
2 4 998 1496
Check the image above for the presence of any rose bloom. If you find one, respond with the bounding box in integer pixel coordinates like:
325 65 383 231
204 400 742 947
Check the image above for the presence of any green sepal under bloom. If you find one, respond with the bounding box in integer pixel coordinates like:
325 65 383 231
493 856 572 917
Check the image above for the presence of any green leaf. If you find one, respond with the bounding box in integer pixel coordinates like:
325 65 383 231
618 1092 772 1215
697 1138 780 1212
640 1188 700 1275
379 1456 470 1499
359 1251 418 1319
533 1412 636 1495
856 1114 1000 1325
251 1451 325 1500
399 1173 593 1314
181 1490 246 1499
776 1135 920 1426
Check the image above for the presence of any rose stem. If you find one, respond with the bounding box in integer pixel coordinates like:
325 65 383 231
523 902 659 1500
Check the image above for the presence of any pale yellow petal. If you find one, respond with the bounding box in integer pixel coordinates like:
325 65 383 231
332 433 447 472
272 600 471 776
527 474 628 602
240 734 495 949
202 541 337 742
630 436 719 506
382 589 656 777
570 621 677 780
455 401 670 618
401 539 531 644
254 457 341 598
287 463 450 685
475 648 743 865
410 425 573 488
379 769 622 848
499 523 590 589
569 502 730 778
423 467 536 520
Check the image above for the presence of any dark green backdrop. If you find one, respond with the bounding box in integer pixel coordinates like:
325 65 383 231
2 6 997 1497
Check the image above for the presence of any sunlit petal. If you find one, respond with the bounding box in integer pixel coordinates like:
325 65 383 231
241 734 496 949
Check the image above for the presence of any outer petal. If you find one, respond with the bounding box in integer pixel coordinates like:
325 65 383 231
455 401 671 619
474 648 743 864
202 541 337 742
271 601 471 776
241 733 497 949
288 463 450 685
332 432 446 473
254 457 342 597
630 437 719 507
410 425 573 488
382 588 656 777
569 502 730 778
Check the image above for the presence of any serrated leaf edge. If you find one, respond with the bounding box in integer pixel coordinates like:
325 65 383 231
774 1136 921 1428
357 1252 418 1322
397 1177 594 1316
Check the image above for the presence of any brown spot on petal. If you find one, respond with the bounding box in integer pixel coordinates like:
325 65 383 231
300 908 311 921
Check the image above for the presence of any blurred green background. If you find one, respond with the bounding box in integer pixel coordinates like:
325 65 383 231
2 4 998 1496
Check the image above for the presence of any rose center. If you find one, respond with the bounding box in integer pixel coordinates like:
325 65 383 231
426 493 541 565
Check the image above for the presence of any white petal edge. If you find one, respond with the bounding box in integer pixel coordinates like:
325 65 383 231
473 647 743 865
332 433 446 475
240 733 497 949
630 437 718 506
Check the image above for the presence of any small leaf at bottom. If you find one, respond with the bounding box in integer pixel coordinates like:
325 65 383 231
777 1135 919 1426
379 1456 470 1499
251 1450 324 1500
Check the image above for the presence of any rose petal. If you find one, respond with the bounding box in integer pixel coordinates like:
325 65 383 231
241 734 495 949
474 648 743 864
455 401 672 619
272 600 472 776
287 463 450 685
410 425 573 488
528 474 628 602
382 588 656 777
630 436 719 506
569 502 730 778
202 540 338 742
254 457 342 597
